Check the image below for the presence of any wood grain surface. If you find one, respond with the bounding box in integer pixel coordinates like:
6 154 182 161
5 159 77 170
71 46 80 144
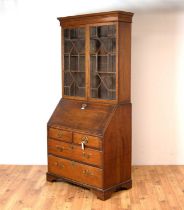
0 165 184 210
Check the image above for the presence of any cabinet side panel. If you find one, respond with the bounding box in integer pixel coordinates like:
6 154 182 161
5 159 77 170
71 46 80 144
118 22 131 103
103 103 131 188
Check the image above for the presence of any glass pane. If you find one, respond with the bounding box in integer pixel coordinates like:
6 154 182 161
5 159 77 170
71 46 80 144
90 25 116 100
63 28 85 97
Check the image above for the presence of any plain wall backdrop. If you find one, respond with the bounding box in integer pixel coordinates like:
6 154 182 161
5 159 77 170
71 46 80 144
0 0 184 165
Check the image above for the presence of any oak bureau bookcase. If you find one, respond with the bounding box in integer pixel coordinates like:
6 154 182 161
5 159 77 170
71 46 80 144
47 11 133 200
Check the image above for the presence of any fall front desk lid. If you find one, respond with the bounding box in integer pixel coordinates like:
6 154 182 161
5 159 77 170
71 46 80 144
48 99 116 136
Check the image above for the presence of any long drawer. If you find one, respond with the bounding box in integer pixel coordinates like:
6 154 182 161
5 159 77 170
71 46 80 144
48 139 102 167
48 155 103 188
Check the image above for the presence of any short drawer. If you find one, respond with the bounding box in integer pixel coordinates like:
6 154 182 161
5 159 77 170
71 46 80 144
48 155 103 188
48 139 102 167
48 127 72 142
73 133 102 150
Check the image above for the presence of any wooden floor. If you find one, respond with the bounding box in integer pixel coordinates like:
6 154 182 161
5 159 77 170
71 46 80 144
0 166 184 210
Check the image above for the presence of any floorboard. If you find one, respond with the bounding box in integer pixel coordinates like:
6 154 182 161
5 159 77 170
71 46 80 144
0 165 184 210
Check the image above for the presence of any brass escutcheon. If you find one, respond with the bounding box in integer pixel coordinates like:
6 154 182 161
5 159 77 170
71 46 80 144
81 136 88 143
81 103 87 110
82 152 90 159
54 162 58 166
57 131 62 138
71 161 76 167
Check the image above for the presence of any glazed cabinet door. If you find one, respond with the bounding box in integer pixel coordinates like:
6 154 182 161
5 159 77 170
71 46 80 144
89 24 117 100
63 27 86 98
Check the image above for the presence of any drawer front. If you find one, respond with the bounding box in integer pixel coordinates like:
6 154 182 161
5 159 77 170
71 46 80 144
48 128 72 142
73 133 102 149
48 155 103 188
48 139 102 167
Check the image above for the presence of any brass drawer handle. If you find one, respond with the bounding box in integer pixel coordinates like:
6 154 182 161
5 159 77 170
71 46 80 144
82 152 90 159
56 146 64 152
54 162 64 168
71 161 76 167
82 169 93 176
56 145 73 151
59 163 64 168
81 136 88 150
